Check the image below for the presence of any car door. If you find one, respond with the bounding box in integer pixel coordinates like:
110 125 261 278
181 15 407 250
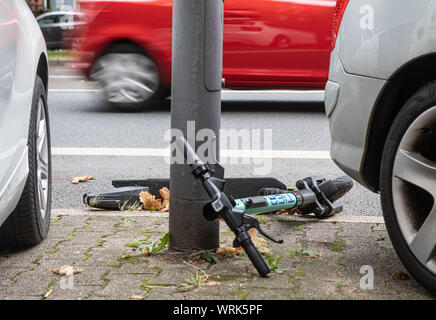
223 0 263 84
0 0 19 211
223 0 336 88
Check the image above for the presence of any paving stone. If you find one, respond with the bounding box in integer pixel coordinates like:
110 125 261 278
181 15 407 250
0 211 434 300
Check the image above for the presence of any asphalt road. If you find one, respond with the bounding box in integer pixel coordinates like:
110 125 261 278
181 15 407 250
48 67 382 216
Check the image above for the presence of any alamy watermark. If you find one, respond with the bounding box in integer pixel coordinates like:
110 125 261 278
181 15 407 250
359 265 375 290
56 1 75 30
360 4 374 30
59 265 75 290
164 121 273 175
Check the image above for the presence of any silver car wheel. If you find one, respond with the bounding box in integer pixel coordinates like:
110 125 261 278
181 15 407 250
91 53 159 104
36 97 49 220
392 106 436 274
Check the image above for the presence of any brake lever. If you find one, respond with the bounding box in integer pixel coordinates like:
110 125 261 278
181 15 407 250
242 214 283 244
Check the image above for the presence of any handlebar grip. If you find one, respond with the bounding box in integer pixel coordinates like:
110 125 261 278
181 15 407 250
240 237 270 277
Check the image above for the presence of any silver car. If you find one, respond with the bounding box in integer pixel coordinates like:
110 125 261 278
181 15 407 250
326 0 436 293
0 0 51 247
37 11 86 50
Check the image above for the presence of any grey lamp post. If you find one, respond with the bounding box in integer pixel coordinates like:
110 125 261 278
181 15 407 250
169 0 224 250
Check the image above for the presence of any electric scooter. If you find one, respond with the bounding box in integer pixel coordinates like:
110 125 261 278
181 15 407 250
83 137 353 277
177 136 353 277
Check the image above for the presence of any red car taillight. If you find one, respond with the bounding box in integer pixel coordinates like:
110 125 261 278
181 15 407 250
331 0 350 50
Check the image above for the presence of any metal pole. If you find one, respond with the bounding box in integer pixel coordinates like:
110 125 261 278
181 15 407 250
169 0 223 250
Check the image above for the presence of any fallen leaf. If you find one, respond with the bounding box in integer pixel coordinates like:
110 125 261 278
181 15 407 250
139 188 170 212
278 208 302 215
52 266 84 276
159 187 170 201
249 228 273 256
216 244 242 255
392 271 410 281
216 229 272 256
343 287 357 295
139 191 162 211
204 280 221 286
71 175 94 184
159 187 170 212
197 274 220 287
128 295 144 300
159 199 170 212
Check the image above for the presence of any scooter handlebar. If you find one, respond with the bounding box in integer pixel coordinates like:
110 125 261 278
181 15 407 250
239 235 270 277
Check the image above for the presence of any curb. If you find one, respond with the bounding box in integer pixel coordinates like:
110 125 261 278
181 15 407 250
52 208 385 224
48 60 86 68
49 60 68 67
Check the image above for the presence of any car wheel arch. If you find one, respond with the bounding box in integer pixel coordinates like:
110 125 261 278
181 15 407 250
36 53 48 93
362 53 436 192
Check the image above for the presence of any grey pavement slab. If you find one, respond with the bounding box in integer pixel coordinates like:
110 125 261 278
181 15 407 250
0 209 433 300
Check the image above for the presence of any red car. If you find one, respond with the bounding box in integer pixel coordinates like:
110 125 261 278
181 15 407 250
74 0 335 110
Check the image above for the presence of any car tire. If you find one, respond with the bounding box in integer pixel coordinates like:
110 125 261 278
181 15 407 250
380 81 436 294
0 76 52 248
91 43 167 112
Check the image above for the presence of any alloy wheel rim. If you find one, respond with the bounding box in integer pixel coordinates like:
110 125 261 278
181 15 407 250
392 106 436 274
36 98 49 220
91 53 159 104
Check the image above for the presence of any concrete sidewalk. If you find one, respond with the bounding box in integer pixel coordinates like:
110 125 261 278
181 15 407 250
0 209 433 300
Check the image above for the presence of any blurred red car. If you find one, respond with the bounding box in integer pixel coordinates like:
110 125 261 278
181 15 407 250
73 0 335 110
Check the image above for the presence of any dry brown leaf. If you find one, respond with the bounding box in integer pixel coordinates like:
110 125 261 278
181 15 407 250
342 287 357 295
159 188 170 212
159 199 170 212
139 191 162 210
216 228 272 256
392 271 410 281
159 187 170 200
248 228 257 238
278 208 302 215
128 295 144 300
52 266 84 276
71 175 94 184
203 279 221 287
234 246 244 255
197 274 220 287
248 228 273 256
216 244 243 255
139 188 170 212
216 245 240 255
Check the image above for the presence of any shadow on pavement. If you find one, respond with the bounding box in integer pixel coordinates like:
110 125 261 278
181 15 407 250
80 97 325 115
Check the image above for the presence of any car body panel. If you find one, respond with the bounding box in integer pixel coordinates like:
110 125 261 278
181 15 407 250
37 11 85 49
0 0 47 226
336 0 436 80
327 0 436 190
75 0 336 89
326 50 386 188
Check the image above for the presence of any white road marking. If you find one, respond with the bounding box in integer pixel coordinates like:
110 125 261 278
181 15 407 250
51 208 384 223
48 89 100 93
50 75 86 79
221 90 324 102
47 88 325 102
51 147 331 159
